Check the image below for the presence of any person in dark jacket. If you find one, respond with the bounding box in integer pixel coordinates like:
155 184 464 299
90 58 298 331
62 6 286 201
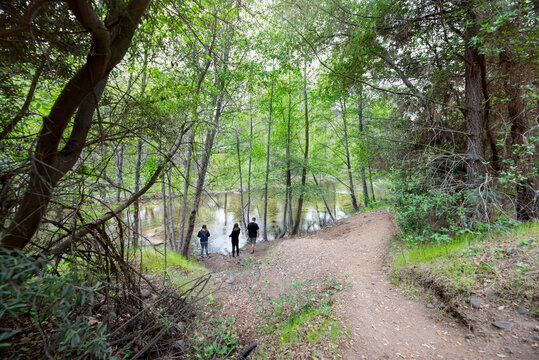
197 224 210 257
246 217 259 254
229 223 241 257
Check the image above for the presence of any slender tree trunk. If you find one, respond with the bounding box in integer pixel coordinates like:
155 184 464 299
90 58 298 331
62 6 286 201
279 92 293 238
368 163 376 202
342 98 359 212
116 144 124 203
162 173 169 242
133 139 143 247
0 63 43 141
292 60 310 235
464 16 486 183
357 92 369 207
167 168 177 250
236 133 247 229
247 97 253 220
178 131 194 249
312 173 335 221
500 50 537 220
181 56 227 257
263 78 274 241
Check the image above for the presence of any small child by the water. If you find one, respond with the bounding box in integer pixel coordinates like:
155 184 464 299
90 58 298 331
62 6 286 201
229 223 241 257
197 224 210 258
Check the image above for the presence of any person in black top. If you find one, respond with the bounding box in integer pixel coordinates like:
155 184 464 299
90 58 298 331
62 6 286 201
229 223 241 257
246 217 259 254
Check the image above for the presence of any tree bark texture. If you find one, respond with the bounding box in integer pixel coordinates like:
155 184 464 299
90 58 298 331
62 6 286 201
463 18 486 183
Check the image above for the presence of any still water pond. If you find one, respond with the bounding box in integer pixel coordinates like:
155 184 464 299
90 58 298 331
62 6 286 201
139 182 388 254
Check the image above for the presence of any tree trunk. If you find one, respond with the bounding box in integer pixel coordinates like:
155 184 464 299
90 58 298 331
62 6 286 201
357 92 369 207
178 131 194 249
263 78 274 241
116 143 124 203
0 62 43 141
236 133 247 229
464 17 486 183
1 0 149 251
162 173 169 242
342 98 359 212
167 167 177 250
500 50 537 220
368 163 376 202
133 139 143 247
292 60 310 235
247 96 253 220
180 57 227 257
279 92 293 238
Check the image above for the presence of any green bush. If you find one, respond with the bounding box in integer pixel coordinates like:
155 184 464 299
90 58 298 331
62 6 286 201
0 250 112 359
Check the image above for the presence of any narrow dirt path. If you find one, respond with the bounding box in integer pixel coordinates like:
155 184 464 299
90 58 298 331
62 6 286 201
205 211 537 359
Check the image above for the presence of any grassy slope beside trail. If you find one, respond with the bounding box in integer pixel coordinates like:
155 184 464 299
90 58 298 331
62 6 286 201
389 220 539 321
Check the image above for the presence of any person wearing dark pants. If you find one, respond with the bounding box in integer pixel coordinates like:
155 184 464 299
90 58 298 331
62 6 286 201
229 223 241 257
246 217 259 254
197 224 210 258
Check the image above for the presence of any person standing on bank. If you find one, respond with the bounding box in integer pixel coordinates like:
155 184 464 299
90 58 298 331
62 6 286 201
197 224 210 258
246 217 259 254
229 223 241 257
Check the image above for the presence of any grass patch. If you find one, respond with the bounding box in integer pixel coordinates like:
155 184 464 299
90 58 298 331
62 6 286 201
134 248 207 287
390 220 539 310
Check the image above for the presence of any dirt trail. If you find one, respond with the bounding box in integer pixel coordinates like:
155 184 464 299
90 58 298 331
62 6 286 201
205 211 538 359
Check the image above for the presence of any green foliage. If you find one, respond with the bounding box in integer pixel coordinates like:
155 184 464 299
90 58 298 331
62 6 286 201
254 276 347 358
0 250 112 358
392 174 467 245
188 316 237 359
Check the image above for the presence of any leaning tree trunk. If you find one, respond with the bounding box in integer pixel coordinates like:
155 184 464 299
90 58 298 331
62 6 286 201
292 60 310 235
312 173 335 221
180 59 227 257
1 0 149 251
341 98 359 212
500 50 537 220
263 78 274 241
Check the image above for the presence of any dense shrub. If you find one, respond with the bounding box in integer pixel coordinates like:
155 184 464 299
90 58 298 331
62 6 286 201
0 250 112 359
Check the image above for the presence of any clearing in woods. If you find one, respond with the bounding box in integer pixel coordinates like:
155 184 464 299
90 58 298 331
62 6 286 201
204 211 538 359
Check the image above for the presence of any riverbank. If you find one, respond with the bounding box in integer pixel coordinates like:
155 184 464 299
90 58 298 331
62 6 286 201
197 210 538 359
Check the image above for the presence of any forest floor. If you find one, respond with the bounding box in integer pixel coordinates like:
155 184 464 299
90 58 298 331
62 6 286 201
203 210 538 359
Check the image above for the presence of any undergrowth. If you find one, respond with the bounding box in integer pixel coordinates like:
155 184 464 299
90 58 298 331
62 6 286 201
253 276 349 359
390 220 539 315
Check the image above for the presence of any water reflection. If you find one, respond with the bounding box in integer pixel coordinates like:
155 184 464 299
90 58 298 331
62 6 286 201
139 182 388 254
